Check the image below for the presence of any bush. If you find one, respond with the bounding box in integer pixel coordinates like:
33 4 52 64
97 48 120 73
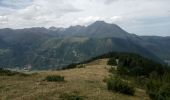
146 79 161 99
107 53 166 77
59 92 85 100
77 64 85 68
107 76 135 95
0 68 17 76
116 67 129 76
0 68 29 76
107 57 117 66
108 67 117 74
146 77 170 100
157 84 170 100
46 75 64 82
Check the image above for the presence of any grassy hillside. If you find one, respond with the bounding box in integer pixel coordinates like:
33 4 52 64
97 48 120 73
0 59 149 100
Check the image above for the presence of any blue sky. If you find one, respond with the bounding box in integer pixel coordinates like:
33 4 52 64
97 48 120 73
0 0 170 36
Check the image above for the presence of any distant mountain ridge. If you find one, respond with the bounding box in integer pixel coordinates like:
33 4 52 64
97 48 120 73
48 21 130 38
0 21 169 69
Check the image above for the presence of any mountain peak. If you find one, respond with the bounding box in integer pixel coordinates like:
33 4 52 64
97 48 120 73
89 21 122 30
92 20 107 24
90 21 110 27
84 21 129 38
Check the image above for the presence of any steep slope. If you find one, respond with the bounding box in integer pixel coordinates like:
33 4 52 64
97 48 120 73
0 21 167 69
31 37 162 69
130 35 170 61
0 28 53 68
56 21 131 38
81 21 130 38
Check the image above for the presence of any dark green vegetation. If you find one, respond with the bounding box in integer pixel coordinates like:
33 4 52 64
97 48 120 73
0 21 170 70
0 68 28 76
64 52 166 71
61 52 169 98
59 92 86 100
106 52 170 100
107 53 166 76
146 73 170 100
45 75 65 82
107 76 135 95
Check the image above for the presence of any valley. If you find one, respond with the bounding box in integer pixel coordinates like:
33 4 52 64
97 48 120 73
0 21 169 70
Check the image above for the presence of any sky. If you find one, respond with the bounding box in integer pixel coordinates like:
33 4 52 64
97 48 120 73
0 0 170 36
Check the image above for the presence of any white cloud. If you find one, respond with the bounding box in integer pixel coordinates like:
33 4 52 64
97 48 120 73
0 0 32 9
0 15 8 24
0 0 170 36
77 16 103 24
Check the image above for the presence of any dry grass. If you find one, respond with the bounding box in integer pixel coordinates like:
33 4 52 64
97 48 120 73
0 59 150 100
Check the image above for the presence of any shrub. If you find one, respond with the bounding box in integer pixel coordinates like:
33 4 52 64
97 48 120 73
157 84 170 100
116 67 129 76
77 64 85 68
59 92 85 100
0 68 29 76
108 67 117 74
107 76 135 95
146 76 170 100
107 53 166 77
62 63 78 70
46 75 64 82
0 68 17 76
146 78 161 100
107 57 117 66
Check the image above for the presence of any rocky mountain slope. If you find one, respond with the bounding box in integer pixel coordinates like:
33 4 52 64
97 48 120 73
0 21 169 69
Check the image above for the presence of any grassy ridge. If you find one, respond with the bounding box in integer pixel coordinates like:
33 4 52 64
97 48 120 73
0 59 149 100
63 52 166 70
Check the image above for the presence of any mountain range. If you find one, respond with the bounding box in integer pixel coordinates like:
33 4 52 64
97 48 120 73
0 21 169 69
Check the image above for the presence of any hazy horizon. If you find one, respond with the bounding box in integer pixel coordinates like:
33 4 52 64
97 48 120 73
0 0 170 36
